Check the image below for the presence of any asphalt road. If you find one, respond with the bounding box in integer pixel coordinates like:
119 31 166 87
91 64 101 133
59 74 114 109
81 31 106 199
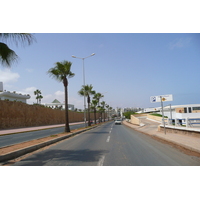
0 123 85 148
11 121 200 166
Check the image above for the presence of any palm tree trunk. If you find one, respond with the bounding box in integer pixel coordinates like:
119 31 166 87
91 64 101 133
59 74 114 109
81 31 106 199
94 108 96 124
87 95 91 126
88 102 91 126
64 81 70 132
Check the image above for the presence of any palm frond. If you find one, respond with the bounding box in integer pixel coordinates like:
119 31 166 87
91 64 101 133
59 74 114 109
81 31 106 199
0 42 18 67
0 33 36 46
47 60 75 83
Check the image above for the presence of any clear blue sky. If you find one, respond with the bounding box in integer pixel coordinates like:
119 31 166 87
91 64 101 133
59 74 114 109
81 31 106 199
1 33 200 109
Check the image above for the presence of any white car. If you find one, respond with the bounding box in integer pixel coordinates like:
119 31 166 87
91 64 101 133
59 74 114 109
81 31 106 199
115 119 122 125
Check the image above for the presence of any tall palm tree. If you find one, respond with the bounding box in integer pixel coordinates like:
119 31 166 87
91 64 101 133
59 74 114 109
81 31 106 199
78 84 95 126
48 60 75 132
91 99 98 124
93 92 104 106
109 106 113 120
101 101 106 122
38 95 43 104
0 33 35 67
93 92 104 122
106 104 109 121
97 105 104 123
34 89 42 104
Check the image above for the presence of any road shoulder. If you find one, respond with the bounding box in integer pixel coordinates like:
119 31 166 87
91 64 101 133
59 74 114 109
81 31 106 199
122 119 200 157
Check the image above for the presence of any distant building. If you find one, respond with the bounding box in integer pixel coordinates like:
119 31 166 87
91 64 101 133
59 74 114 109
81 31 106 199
143 104 200 119
157 104 200 119
44 99 74 110
0 82 30 103
143 107 158 113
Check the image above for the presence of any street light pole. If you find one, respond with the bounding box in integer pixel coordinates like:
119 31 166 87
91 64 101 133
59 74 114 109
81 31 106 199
72 53 95 127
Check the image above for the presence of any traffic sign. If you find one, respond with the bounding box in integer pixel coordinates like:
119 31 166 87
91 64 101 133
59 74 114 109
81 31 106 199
150 94 173 103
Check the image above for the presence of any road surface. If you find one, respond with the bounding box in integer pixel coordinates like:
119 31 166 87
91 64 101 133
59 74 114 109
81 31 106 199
0 123 85 148
11 121 200 166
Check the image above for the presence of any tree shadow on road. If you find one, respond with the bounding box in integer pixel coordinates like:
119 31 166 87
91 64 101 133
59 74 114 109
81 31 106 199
12 149 109 166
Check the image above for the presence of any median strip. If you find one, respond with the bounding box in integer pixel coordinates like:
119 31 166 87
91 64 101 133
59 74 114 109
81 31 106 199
0 125 98 163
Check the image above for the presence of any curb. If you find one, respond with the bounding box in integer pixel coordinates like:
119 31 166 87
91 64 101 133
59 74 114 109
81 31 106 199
0 125 98 163
0 122 85 137
152 134 200 154
122 121 200 155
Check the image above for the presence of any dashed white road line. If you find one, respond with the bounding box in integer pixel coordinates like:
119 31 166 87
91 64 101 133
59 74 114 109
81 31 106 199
97 155 105 166
106 136 110 142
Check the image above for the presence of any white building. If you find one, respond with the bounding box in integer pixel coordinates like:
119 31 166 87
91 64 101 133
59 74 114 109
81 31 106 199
157 104 200 119
143 104 200 119
44 99 75 110
0 82 30 103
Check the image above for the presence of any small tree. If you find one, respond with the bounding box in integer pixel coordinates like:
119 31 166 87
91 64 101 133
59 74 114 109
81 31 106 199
123 111 136 119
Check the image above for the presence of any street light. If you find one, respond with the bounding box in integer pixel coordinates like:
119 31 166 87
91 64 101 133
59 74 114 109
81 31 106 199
72 53 95 127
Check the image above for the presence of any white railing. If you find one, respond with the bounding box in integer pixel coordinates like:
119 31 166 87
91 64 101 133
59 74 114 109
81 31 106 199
165 118 200 128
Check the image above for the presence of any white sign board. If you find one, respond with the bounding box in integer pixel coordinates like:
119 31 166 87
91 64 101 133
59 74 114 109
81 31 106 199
150 94 173 103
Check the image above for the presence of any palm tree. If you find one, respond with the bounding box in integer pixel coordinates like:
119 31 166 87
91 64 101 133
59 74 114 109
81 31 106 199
78 84 95 126
34 89 42 104
101 101 106 122
48 60 75 132
0 33 35 67
109 106 113 120
93 92 104 106
97 105 104 123
93 92 104 122
106 104 109 121
91 99 98 124
38 95 43 104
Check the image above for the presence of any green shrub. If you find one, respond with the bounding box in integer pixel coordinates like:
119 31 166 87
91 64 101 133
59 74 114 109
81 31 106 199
123 111 136 119
150 113 168 118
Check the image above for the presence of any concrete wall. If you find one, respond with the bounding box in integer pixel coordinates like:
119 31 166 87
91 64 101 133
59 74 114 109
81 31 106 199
130 115 141 125
147 114 162 122
132 114 147 117
159 125 200 137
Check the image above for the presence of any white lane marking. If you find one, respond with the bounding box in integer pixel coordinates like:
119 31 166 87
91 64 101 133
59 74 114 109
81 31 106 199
97 155 105 166
106 136 110 142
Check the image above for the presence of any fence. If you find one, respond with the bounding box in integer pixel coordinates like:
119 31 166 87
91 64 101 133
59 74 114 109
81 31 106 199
0 100 102 129
165 118 200 128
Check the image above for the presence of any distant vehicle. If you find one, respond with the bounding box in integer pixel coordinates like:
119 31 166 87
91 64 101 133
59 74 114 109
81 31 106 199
115 119 122 125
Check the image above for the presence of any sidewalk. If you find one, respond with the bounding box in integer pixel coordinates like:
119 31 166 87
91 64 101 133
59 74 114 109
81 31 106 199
0 122 84 136
123 118 200 154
